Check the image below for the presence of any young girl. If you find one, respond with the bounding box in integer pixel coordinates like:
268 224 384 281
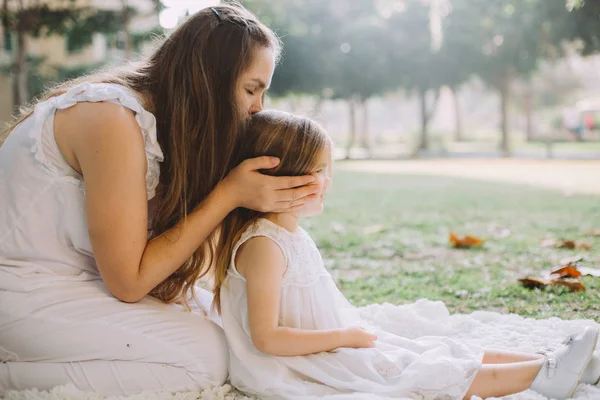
214 110 600 400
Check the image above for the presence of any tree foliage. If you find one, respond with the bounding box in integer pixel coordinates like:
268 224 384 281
1 0 161 108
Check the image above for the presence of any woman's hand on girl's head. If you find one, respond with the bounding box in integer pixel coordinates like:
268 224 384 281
221 156 320 213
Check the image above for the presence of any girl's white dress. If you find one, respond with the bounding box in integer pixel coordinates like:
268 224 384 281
220 218 484 400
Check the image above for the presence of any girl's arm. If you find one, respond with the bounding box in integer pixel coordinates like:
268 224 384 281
60 102 318 303
239 236 376 356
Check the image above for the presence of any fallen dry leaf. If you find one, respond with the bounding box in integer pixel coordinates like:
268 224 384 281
558 240 591 250
552 278 586 292
519 277 548 289
519 276 585 292
550 265 582 278
575 242 591 250
363 224 386 235
449 233 484 249
540 239 591 251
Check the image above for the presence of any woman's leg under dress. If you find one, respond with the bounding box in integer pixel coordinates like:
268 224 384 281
0 281 228 396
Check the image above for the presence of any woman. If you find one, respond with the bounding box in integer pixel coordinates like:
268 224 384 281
0 4 319 395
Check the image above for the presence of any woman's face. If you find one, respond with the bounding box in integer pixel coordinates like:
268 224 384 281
236 46 275 118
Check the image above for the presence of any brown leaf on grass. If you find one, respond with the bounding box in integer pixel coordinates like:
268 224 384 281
519 277 548 289
550 265 582 278
553 258 600 277
540 239 591 251
363 224 386 235
519 276 585 292
552 278 585 292
449 233 484 248
558 240 591 250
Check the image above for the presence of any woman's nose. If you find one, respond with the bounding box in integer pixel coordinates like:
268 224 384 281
249 99 263 115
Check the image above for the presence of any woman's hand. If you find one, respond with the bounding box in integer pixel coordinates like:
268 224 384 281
220 156 320 213
340 327 378 349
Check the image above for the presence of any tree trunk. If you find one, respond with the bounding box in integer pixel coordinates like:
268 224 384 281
419 87 429 152
124 24 132 60
121 0 133 60
2 0 9 44
13 28 28 109
311 96 323 119
360 98 371 158
288 97 300 113
450 86 463 142
499 76 511 157
411 87 440 158
524 83 534 142
345 97 357 160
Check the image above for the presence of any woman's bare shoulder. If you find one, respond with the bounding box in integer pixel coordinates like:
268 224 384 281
54 101 144 174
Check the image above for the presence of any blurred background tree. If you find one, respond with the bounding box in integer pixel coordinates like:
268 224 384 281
2 0 600 159
0 0 162 110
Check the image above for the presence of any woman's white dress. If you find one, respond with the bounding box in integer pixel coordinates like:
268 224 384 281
220 218 484 400
0 82 227 395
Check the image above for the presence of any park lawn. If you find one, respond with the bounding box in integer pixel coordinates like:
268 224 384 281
303 161 600 321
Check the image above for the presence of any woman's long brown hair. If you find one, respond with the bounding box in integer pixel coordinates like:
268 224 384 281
1 4 282 306
212 110 331 314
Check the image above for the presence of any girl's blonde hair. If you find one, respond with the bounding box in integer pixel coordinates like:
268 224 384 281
212 109 331 313
2 4 282 307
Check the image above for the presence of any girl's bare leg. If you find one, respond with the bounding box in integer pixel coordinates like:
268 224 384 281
482 349 544 364
463 358 545 399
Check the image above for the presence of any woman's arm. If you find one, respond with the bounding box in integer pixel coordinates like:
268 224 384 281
60 102 318 302
239 237 376 356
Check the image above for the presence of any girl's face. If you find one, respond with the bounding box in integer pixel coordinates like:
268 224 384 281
236 46 275 119
294 148 332 218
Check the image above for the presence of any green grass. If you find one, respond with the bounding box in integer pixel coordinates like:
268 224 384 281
302 169 600 321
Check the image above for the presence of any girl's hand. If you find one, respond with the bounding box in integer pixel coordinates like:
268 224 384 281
340 327 377 349
221 156 320 213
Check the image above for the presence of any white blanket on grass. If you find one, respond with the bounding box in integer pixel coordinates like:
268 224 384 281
4 300 600 400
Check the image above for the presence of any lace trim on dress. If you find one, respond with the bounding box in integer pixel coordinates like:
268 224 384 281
229 219 290 281
29 82 164 199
